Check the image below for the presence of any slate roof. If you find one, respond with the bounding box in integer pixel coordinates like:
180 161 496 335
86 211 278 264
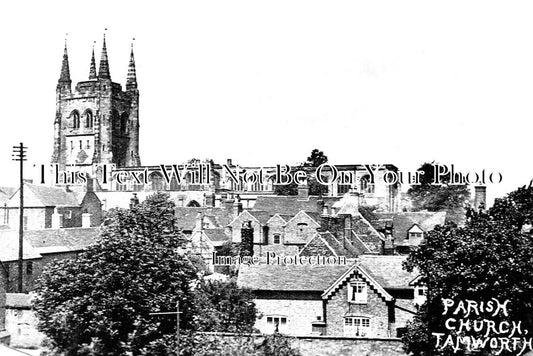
237 263 352 292
0 227 99 260
0 186 16 204
175 207 234 231
358 255 416 290
248 211 272 225
7 183 80 208
6 293 32 308
319 231 358 258
392 212 446 243
0 231 41 261
23 227 99 253
252 196 320 216
204 228 230 244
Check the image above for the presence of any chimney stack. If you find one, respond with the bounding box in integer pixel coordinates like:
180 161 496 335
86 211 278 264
298 184 309 200
233 195 243 218
474 186 487 211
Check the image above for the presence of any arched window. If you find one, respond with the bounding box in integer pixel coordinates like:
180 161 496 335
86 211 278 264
149 172 164 191
360 175 375 194
72 111 80 129
121 112 129 134
112 110 120 133
84 110 93 128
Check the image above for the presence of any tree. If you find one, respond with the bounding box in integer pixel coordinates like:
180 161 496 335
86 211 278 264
34 193 199 355
407 162 470 223
274 149 329 196
402 184 533 355
193 279 257 333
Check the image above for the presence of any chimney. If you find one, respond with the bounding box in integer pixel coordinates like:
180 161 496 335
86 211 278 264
129 193 140 209
52 208 62 229
240 221 254 256
474 186 487 211
233 195 243 218
298 184 309 200
194 212 205 231
87 177 95 192
204 192 215 207
82 213 92 228
227 158 233 166
342 214 352 247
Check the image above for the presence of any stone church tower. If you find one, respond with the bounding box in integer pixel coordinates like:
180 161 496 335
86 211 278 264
51 36 141 171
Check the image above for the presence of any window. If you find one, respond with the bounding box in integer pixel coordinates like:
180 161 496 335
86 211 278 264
266 315 287 332
414 286 428 306
23 216 28 230
273 234 281 244
344 317 370 337
86 140 91 149
85 110 93 128
72 111 80 129
348 281 368 304
70 141 74 150
297 223 308 237
408 232 423 239
64 210 72 219
360 175 375 194
79 140 82 150
26 261 33 275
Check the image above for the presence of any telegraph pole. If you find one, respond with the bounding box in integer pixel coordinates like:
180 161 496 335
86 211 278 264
149 301 182 356
12 143 27 293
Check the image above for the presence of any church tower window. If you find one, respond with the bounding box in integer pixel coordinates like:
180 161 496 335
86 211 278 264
72 111 80 129
85 110 93 128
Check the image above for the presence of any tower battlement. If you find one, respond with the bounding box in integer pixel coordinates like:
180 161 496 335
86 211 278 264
51 35 141 171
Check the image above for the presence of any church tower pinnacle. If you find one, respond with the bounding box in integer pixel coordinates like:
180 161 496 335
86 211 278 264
98 33 111 79
126 41 138 92
88 42 97 80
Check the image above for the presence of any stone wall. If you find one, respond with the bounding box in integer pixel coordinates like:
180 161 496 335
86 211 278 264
197 332 407 356
5 306 44 348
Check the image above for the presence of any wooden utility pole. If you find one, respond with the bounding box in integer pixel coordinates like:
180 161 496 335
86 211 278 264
149 301 182 356
12 142 27 293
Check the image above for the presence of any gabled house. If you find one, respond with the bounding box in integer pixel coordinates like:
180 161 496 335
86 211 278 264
392 212 446 254
237 255 417 338
0 227 99 292
4 183 101 230
299 231 358 258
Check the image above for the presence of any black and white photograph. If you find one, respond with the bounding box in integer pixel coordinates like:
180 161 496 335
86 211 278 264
0 1 532 355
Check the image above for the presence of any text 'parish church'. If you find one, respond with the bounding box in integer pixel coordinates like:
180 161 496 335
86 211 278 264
51 35 141 169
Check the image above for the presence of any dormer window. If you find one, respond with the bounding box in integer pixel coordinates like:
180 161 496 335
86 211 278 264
273 234 281 244
297 223 308 237
348 281 368 304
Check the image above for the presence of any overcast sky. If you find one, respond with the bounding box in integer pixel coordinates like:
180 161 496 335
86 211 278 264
1 1 533 204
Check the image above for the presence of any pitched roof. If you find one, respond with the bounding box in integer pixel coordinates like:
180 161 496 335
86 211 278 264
23 227 99 253
0 231 41 261
237 263 352 292
252 196 320 216
0 186 16 205
392 211 446 243
204 228 230 245
7 183 80 208
175 207 234 231
318 231 358 258
0 228 99 259
358 255 417 290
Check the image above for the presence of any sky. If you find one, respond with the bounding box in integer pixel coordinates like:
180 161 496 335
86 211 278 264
1 1 533 205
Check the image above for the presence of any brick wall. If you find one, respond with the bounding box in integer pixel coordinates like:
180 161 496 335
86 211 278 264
5 259 42 293
326 274 391 337
254 297 323 335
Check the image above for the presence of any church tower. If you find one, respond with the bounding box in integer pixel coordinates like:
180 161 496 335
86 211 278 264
51 35 141 172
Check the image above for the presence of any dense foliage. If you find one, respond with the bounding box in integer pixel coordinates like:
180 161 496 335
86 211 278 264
407 162 470 223
274 148 328 196
402 184 533 355
34 193 258 355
